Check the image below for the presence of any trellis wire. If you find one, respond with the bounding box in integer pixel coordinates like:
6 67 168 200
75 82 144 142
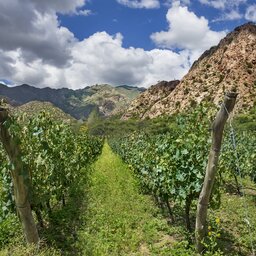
223 103 255 256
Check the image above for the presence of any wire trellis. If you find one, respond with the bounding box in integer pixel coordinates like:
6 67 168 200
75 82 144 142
223 103 255 256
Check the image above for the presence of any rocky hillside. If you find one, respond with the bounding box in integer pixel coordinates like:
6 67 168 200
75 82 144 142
0 84 145 119
122 80 179 119
125 22 256 119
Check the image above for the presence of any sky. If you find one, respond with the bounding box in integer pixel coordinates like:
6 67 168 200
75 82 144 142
0 0 255 89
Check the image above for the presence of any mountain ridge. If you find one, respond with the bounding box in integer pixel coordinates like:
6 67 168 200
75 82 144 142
0 83 146 119
124 22 256 119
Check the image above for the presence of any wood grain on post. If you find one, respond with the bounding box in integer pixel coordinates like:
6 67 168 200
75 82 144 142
195 92 238 254
0 108 39 244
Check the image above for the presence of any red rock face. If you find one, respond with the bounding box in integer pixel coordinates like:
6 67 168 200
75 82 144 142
122 80 179 119
124 23 256 119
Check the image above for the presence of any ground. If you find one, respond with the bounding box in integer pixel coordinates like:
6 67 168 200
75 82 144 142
77 143 185 256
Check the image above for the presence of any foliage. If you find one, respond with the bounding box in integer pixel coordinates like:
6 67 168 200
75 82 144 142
78 143 193 255
202 217 223 255
13 101 75 124
0 111 103 246
220 129 256 184
1 101 255 254
234 106 256 131
109 103 256 254
0 242 61 256
88 114 176 136
109 104 213 231
0 214 21 248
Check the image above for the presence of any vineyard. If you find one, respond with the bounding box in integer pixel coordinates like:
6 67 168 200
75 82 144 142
0 102 256 255
109 104 256 255
0 111 103 253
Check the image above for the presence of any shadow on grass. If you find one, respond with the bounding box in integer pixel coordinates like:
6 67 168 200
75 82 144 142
41 170 90 256
217 227 254 256
152 195 254 256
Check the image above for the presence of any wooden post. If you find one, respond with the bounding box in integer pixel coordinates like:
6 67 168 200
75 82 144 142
195 92 237 253
0 108 39 244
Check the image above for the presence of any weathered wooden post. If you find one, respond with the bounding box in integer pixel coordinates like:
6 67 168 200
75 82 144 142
195 92 238 253
0 108 39 244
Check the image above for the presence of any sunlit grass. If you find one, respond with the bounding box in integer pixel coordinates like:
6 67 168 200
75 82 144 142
77 143 189 255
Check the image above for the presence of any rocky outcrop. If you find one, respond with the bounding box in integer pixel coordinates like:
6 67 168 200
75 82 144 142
122 80 179 119
125 22 256 119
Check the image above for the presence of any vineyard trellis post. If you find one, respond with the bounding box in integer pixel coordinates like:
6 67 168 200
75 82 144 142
0 108 39 244
195 91 238 253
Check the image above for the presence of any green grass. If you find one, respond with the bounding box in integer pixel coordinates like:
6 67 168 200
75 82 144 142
77 143 191 255
1 143 255 255
77 143 256 256
208 177 256 256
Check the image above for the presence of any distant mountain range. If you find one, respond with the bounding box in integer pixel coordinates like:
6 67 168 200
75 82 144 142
0 83 145 119
123 22 256 119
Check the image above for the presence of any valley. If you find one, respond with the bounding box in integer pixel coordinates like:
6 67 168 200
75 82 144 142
0 22 255 256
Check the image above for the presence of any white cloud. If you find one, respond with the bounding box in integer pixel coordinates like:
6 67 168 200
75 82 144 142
213 10 243 21
180 0 190 5
0 50 16 78
143 49 190 84
199 0 247 22
68 33 190 87
245 5 256 22
1 31 191 89
73 9 93 16
164 0 190 7
68 32 152 86
0 80 7 86
0 0 77 67
151 1 226 56
116 0 160 9
0 0 193 89
198 0 246 10
30 0 86 14
0 0 227 89
199 0 225 9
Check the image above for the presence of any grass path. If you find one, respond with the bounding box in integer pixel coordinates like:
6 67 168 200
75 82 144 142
77 143 179 256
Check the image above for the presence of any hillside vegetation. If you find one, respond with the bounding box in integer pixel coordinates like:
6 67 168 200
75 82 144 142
1 104 255 255
13 101 75 123
0 84 145 119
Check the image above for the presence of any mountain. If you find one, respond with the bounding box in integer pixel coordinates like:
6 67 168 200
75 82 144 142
124 22 256 119
14 101 75 122
0 97 74 122
0 83 145 119
122 80 179 119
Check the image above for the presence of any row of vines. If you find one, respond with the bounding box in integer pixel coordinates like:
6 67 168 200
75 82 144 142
0 111 103 246
109 104 256 251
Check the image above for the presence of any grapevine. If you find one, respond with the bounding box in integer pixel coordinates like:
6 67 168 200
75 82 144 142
0 111 103 243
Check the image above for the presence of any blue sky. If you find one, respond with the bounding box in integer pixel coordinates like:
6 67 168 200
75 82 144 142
0 0 255 88
59 0 254 50
59 1 167 50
